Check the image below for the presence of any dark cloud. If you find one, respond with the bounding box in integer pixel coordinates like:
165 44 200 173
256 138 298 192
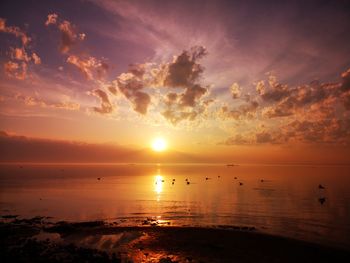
280 118 350 144
91 89 113 114
180 84 207 107
163 46 207 88
161 109 198 125
0 131 201 163
116 72 151 115
156 46 210 124
112 46 210 120
221 134 251 145
256 131 274 144
259 75 344 119
108 85 117 95
221 101 259 120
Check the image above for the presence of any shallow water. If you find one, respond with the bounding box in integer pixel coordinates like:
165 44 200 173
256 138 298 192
1 163 350 249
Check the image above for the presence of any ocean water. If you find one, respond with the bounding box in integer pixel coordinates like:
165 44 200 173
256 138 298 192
1 163 350 249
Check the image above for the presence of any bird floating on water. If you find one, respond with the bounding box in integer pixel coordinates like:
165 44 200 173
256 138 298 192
318 197 326 204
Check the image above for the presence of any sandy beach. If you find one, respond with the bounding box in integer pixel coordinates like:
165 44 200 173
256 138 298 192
1 216 349 263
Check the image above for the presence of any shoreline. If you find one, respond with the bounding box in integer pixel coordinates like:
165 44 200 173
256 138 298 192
1 217 349 262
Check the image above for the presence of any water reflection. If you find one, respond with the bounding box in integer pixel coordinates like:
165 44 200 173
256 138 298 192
1 164 350 249
154 172 163 201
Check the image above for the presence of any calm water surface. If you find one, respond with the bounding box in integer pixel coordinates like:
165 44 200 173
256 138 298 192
1 164 350 249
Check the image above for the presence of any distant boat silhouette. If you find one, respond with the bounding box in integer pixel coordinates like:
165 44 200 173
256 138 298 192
226 164 237 167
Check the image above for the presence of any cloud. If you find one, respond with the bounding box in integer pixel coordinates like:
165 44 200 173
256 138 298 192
256 75 291 102
1 18 40 79
0 17 30 46
220 100 259 120
280 118 350 144
108 85 117 95
115 71 151 115
256 131 274 144
162 46 207 88
220 134 251 145
13 93 80 111
32 53 41 65
90 89 113 114
45 13 58 26
67 55 108 80
155 46 210 124
10 47 31 62
222 68 350 145
4 61 27 80
180 84 207 107
341 68 350 92
230 83 241 99
45 14 85 53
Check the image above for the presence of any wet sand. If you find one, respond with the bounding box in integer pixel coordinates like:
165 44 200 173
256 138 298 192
1 217 349 263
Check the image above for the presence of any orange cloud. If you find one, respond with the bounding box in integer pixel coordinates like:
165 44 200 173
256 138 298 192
0 17 30 46
90 89 113 114
45 13 85 54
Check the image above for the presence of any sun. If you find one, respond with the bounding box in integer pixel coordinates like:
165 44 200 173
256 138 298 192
151 138 167 152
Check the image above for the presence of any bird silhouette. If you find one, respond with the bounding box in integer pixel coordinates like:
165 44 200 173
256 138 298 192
318 197 326 205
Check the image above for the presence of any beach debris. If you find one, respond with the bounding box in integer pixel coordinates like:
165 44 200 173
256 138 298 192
239 182 243 186
318 184 325 189
318 197 326 205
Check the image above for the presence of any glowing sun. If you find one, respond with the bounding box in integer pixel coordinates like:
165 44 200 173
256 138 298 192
151 138 167 152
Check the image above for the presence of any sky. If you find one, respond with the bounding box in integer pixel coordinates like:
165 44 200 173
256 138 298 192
1 0 350 164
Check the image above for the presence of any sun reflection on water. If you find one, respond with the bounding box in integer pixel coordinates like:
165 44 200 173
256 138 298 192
154 173 163 201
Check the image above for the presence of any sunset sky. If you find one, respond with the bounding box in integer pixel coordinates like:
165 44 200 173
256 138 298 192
1 0 350 163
